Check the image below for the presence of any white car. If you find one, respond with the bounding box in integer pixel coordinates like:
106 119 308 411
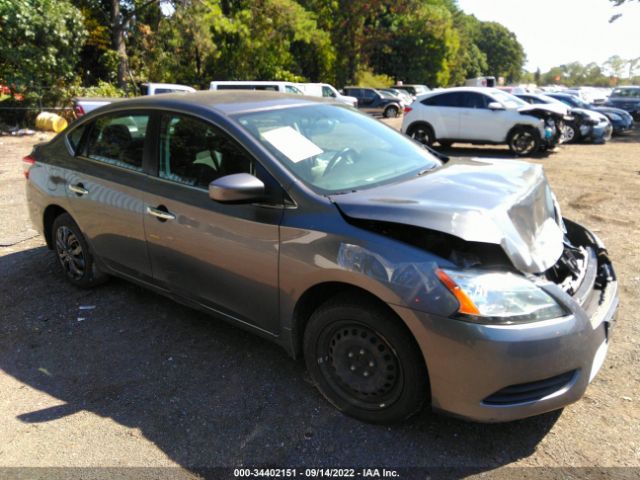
297 83 358 107
401 87 565 156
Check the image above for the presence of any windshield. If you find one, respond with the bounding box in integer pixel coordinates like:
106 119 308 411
491 90 527 108
568 96 590 108
235 104 441 194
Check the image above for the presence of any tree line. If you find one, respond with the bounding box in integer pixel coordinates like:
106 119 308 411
1 0 527 98
524 56 640 87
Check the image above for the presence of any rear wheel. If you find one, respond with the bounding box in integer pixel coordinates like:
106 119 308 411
52 213 107 288
406 123 435 147
383 105 399 118
304 295 428 423
507 127 540 156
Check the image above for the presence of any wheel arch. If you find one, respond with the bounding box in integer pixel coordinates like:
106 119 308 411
43 204 70 249
290 281 423 365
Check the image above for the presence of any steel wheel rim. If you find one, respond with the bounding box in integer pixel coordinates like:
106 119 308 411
386 106 398 118
512 131 536 154
317 321 404 410
55 226 85 280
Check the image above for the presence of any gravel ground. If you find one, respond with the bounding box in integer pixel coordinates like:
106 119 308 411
0 124 638 479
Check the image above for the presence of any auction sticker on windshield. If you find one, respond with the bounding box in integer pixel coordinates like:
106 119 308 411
262 126 323 163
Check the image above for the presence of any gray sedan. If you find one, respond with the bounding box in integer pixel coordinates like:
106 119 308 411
24 91 618 423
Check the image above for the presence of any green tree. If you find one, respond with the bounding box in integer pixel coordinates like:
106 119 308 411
0 0 87 89
474 21 526 83
368 1 460 87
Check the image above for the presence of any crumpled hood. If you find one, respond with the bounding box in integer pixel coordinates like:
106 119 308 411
330 158 565 274
518 103 568 117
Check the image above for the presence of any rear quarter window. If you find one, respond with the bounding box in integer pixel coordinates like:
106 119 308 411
67 124 89 154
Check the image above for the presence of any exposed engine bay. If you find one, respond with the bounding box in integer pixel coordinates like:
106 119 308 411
519 107 571 147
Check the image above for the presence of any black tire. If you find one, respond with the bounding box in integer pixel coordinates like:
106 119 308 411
406 123 435 147
563 122 579 144
507 126 540 156
439 141 453 149
383 105 399 118
303 294 429 424
52 213 107 288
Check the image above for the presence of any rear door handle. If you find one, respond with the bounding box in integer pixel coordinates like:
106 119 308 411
146 205 176 221
69 183 88 196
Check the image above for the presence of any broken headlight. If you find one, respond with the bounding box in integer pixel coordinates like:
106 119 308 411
436 269 567 324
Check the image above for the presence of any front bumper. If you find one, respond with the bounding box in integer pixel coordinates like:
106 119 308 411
394 221 618 422
584 122 613 143
611 118 634 134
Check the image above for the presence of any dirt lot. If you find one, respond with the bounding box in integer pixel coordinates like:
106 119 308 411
0 124 639 478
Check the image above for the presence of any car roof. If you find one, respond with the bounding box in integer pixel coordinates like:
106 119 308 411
422 87 501 95
81 90 331 117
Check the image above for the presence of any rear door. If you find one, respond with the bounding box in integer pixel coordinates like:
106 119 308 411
64 111 153 280
143 112 283 334
420 92 462 139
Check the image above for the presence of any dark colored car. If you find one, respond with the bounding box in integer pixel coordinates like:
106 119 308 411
516 94 614 143
342 87 403 118
546 93 634 135
605 86 640 120
25 91 618 424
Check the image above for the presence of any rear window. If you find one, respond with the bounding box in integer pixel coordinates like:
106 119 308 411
421 92 461 107
83 113 149 172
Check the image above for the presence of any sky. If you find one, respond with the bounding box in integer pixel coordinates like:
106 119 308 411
456 0 640 72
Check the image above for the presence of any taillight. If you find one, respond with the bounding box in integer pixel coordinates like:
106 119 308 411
404 106 413 113
22 155 35 179
74 104 85 117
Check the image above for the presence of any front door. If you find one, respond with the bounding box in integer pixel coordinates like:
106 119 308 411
143 113 282 334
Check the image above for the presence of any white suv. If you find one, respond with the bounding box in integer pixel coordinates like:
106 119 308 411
402 87 563 155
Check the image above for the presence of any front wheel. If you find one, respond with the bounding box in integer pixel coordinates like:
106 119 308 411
562 122 578 144
304 295 428 424
507 127 540 156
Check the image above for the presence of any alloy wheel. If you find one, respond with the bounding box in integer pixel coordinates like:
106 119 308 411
511 130 536 155
55 226 86 280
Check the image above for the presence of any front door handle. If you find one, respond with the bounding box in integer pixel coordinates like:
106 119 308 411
69 183 88 196
146 205 176 221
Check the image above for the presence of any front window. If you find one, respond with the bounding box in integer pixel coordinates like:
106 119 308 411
490 91 527 109
285 85 303 95
235 104 441 194
322 86 336 98
158 114 254 189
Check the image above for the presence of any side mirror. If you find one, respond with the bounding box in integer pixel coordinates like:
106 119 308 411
488 101 505 111
209 173 265 203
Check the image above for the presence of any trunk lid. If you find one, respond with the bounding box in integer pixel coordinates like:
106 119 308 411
330 158 564 273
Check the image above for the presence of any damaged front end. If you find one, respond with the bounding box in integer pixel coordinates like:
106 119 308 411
519 107 571 147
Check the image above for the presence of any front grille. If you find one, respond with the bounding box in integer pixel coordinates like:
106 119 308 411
482 370 577 406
